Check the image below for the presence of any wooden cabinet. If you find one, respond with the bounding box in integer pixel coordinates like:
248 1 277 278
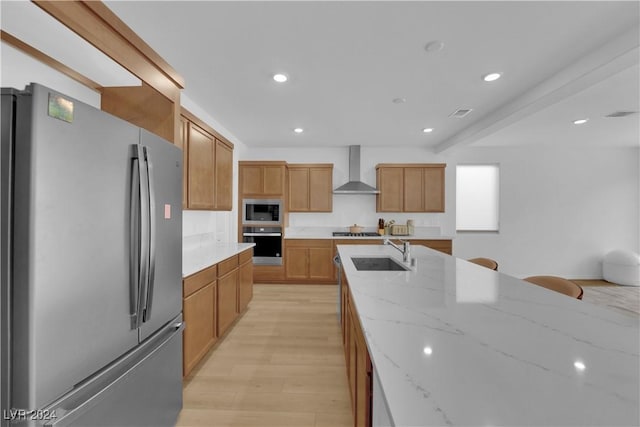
214 139 233 210
182 250 253 377
187 122 215 209
181 108 234 211
409 239 453 255
182 264 217 376
238 249 254 312
239 161 287 197
343 280 373 427
376 167 403 212
284 239 334 282
376 164 446 213
217 255 239 337
287 164 333 212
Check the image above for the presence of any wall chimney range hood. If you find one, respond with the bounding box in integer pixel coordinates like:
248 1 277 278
333 145 380 194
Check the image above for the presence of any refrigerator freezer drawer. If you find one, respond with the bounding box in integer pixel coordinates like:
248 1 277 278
41 317 184 427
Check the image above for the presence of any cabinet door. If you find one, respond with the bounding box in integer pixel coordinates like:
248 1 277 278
238 259 253 312
183 282 216 376
309 246 334 281
403 168 423 212
241 165 263 195
288 168 309 211
348 303 357 411
377 167 403 212
214 139 233 210
423 166 445 212
187 123 215 209
309 167 333 212
179 116 189 209
263 165 285 195
355 326 372 427
285 246 308 280
217 269 239 337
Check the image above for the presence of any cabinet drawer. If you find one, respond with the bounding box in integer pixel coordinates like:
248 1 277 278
286 239 333 248
183 264 217 298
218 255 239 276
239 248 253 264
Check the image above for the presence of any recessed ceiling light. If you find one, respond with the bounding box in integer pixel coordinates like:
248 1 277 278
573 119 588 125
392 97 406 104
293 127 304 133
422 128 434 133
424 40 444 53
273 73 288 83
482 72 502 82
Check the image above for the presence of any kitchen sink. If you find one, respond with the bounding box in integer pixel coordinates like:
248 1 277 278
351 257 410 271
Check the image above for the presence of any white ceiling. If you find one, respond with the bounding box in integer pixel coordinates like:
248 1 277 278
58 2 640 149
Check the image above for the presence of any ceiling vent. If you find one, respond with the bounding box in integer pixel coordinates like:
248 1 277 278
449 108 473 118
605 111 638 118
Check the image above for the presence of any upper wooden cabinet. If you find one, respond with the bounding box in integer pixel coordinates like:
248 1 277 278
187 122 215 209
181 108 234 211
288 164 333 212
239 161 287 197
376 164 446 213
214 140 233 210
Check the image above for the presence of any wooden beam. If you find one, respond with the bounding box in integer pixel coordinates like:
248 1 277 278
33 0 184 102
1 29 103 92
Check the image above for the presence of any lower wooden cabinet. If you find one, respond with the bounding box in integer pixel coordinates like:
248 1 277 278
343 279 373 427
238 250 254 312
409 239 452 255
183 281 216 376
182 248 254 377
284 239 335 283
217 255 239 337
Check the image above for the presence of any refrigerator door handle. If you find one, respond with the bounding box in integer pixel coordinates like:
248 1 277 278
131 145 150 330
143 147 156 322
129 153 141 329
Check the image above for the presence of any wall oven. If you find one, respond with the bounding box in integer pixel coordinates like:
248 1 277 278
242 199 283 225
242 226 282 265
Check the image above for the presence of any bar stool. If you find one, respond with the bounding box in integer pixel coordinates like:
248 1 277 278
523 275 584 300
468 257 498 271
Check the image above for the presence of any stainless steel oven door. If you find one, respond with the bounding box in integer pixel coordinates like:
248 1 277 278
242 226 282 265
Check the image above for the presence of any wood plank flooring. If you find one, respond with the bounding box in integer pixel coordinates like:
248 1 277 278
177 284 352 427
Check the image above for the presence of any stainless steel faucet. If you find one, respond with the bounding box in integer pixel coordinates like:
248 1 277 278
384 239 411 263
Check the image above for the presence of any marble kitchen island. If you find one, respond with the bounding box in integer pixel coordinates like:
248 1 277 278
337 244 640 426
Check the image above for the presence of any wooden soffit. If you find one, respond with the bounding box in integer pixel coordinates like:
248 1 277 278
33 0 184 102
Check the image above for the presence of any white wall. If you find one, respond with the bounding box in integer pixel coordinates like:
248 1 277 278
451 146 638 278
244 145 639 279
1 43 100 107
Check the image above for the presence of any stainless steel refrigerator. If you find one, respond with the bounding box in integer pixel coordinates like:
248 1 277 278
1 83 183 426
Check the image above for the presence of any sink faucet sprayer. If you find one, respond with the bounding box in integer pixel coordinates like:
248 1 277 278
384 239 411 263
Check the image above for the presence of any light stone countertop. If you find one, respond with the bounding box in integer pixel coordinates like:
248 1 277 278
337 244 639 427
285 226 454 240
183 242 255 277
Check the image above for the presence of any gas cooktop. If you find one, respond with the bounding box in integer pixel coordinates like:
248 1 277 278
332 231 380 237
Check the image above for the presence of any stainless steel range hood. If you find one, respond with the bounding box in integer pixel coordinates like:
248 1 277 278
333 145 380 194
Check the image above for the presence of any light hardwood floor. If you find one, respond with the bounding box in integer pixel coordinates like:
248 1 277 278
177 284 353 427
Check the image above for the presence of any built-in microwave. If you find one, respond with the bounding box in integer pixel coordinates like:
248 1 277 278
242 199 283 225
